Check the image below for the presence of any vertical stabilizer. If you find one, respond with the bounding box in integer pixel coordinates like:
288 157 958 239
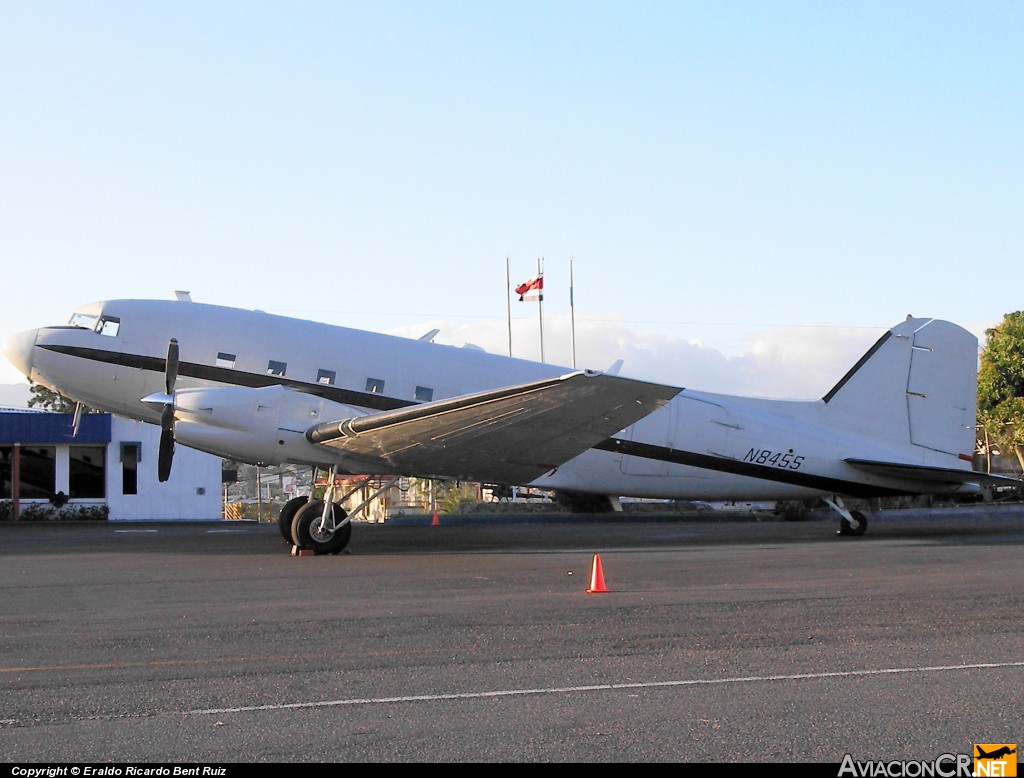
823 317 978 457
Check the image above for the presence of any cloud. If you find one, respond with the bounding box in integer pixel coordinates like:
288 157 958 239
388 315 885 400
0 383 32 409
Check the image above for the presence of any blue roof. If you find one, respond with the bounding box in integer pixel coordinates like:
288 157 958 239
0 411 112 444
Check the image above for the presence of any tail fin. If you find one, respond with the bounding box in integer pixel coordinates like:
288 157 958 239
823 317 978 459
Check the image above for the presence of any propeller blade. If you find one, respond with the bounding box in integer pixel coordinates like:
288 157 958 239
158 428 174 483
165 338 179 396
158 398 176 482
160 403 175 433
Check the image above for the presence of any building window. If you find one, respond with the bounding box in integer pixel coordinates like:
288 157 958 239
316 369 336 386
69 446 106 499
415 386 434 402
366 378 385 394
0 445 56 499
120 442 140 496
267 360 287 377
216 352 237 369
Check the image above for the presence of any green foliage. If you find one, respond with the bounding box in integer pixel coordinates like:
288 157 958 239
977 312 1024 462
434 480 477 514
27 383 76 412
0 500 109 521
26 383 99 414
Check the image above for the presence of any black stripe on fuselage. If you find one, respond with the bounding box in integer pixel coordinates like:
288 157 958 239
39 344 415 412
593 438 909 498
42 344 911 497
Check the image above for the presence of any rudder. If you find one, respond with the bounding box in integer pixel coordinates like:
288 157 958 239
823 317 978 458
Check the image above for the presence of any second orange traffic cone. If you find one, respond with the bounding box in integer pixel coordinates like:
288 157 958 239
586 554 608 593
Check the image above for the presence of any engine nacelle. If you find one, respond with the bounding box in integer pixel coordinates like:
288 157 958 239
171 384 367 466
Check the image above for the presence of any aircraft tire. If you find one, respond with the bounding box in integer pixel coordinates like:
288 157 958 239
291 501 352 554
278 496 309 542
838 510 868 537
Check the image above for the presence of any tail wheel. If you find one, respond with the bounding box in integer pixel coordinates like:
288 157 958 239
291 500 352 554
838 510 868 537
278 496 309 542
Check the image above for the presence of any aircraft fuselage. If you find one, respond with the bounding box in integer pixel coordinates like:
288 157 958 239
5 298 984 503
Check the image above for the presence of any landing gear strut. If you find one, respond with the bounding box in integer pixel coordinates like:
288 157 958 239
825 496 868 537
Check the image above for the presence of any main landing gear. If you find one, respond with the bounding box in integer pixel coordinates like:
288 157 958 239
276 466 352 555
291 499 352 554
824 496 868 537
275 468 402 555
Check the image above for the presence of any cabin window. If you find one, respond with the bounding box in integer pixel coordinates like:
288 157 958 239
267 360 287 377
415 386 434 402
97 316 120 337
120 442 140 496
316 369 336 386
69 445 105 498
366 378 385 394
216 352 237 369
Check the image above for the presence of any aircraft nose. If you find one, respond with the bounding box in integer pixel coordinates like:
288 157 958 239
3 328 38 380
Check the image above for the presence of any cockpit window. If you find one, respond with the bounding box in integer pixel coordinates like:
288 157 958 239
69 312 99 330
97 316 120 337
67 312 119 336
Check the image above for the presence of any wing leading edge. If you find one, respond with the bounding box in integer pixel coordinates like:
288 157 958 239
306 371 681 484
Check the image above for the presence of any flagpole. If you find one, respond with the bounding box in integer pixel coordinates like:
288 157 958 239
537 256 545 363
505 256 512 357
569 257 576 369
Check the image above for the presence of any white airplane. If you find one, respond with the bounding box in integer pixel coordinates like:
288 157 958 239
3 296 1005 553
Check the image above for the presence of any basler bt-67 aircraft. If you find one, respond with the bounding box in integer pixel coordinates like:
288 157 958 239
3 294 1006 553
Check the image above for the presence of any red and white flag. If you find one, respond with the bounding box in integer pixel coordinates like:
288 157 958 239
515 274 543 301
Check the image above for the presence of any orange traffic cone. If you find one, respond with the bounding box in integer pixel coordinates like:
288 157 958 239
586 554 608 593
431 509 439 526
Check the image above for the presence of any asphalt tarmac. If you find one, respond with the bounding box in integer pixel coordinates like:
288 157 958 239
1 505 1022 764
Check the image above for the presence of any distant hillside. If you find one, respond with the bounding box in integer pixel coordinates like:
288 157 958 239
0 383 31 409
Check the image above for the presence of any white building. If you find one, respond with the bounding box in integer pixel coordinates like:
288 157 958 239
1 409 222 521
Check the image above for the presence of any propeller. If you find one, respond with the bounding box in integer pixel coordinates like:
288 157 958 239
157 339 179 482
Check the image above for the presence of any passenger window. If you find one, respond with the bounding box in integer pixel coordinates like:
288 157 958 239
415 386 434 402
366 378 385 394
267 360 287 377
317 369 336 385
216 352 237 369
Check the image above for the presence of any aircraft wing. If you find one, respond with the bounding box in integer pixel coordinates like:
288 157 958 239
845 458 1019 489
306 371 681 484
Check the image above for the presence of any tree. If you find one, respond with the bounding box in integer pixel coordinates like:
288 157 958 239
977 311 1024 471
26 383 98 414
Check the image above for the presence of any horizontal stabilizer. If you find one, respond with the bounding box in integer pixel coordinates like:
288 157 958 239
845 458 1018 490
306 371 680 484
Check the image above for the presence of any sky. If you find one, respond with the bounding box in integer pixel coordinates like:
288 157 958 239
2 2 1022 404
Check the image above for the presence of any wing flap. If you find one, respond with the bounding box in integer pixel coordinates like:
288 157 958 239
306 371 680 484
